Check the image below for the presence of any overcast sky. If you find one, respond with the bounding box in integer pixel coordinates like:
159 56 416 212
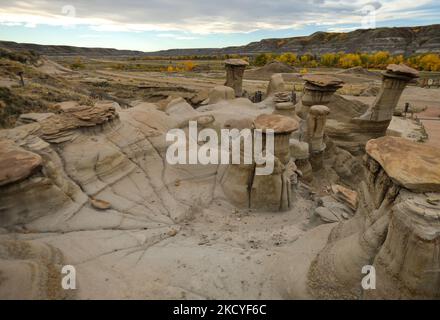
0 0 439 51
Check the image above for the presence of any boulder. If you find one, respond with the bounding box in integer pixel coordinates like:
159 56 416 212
0 139 42 187
366 136 440 192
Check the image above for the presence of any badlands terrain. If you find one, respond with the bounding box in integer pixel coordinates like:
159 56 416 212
0 48 440 300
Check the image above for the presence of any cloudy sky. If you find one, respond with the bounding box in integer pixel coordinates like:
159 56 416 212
0 0 439 52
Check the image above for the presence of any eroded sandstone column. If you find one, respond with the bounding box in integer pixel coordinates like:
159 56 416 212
358 64 419 122
289 139 312 182
307 136 440 299
297 75 343 120
220 119 255 208
306 105 330 171
224 59 249 97
250 114 299 211
273 101 299 121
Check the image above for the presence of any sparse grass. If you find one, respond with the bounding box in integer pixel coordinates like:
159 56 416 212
0 87 47 127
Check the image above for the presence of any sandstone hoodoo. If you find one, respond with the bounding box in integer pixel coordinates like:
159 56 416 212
224 59 249 97
254 114 299 164
358 64 419 125
306 105 331 170
324 63 424 154
365 136 440 192
297 74 344 119
251 114 299 211
221 114 300 212
307 137 440 299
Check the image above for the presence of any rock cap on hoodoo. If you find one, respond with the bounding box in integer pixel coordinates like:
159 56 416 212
224 59 249 67
386 64 419 78
366 136 440 192
254 114 299 134
302 74 344 88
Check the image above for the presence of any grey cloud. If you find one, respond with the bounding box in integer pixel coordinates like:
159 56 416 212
0 0 436 33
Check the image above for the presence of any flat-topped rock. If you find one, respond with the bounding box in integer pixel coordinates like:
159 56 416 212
38 103 118 143
224 59 249 67
0 139 42 187
302 74 344 88
64 103 117 124
273 92 292 103
254 114 299 134
366 136 440 192
386 64 419 78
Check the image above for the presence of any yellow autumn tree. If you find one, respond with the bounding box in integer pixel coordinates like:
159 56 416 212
419 54 440 71
390 54 405 65
320 53 339 67
371 51 390 68
339 53 362 68
300 54 313 65
276 53 297 66
184 60 196 71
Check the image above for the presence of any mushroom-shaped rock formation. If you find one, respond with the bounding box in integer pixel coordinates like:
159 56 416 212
224 59 249 97
221 114 300 211
253 114 299 164
306 137 440 299
324 64 422 155
365 136 440 192
251 114 299 211
297 74 344 120
306 105 331 170
358 64 419 123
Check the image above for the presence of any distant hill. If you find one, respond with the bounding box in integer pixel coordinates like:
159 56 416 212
0 41 144 57
148 25 440 57
1 24 440 57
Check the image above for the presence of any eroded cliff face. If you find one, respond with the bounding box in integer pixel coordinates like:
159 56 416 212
2 25 439 58
139 25 440 57
307 137 440 299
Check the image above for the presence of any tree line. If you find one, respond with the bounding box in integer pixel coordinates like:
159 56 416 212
253 51 440 71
